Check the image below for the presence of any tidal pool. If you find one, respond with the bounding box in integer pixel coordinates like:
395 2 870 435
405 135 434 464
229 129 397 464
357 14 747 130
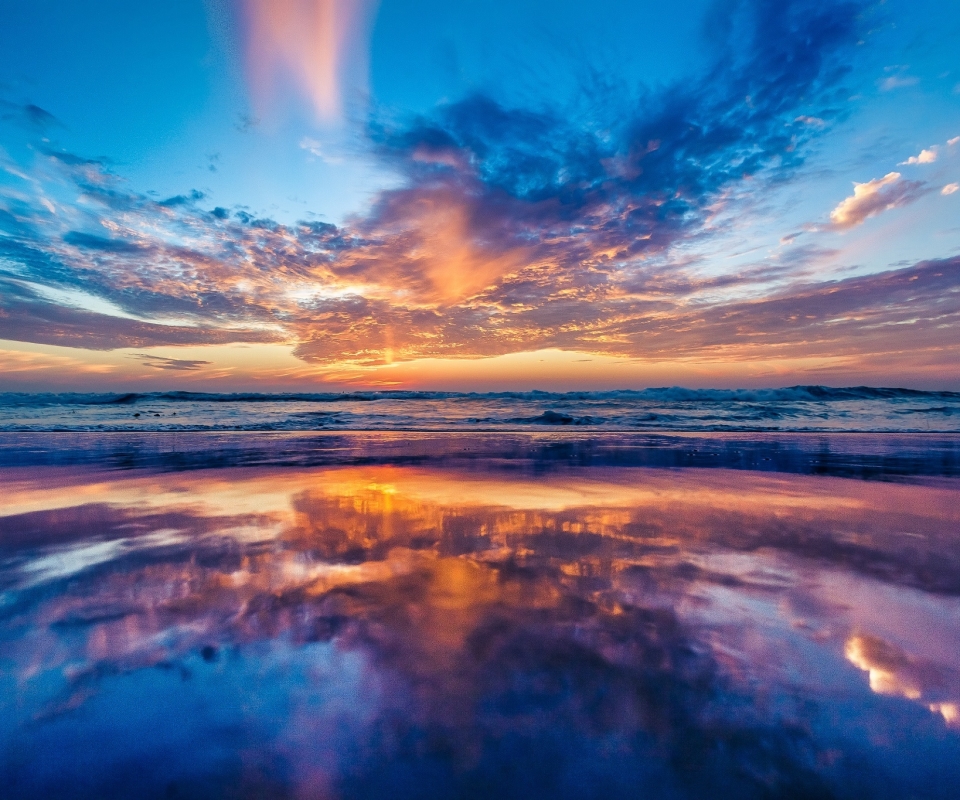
1 434 959 798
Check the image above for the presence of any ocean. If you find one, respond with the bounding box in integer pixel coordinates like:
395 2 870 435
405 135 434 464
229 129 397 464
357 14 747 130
2 385 959 432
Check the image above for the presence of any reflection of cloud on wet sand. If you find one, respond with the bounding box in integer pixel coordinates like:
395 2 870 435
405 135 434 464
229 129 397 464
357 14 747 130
846 634 960 726
2 464 960 797
5 464 960 593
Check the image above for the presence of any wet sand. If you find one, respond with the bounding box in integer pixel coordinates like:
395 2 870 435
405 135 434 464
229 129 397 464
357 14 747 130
1 433 959 798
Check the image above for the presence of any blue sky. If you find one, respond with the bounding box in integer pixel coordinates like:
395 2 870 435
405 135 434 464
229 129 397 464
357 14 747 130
0 0 958 390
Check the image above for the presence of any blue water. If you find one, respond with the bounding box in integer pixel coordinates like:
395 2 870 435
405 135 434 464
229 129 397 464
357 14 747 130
1 385 958 432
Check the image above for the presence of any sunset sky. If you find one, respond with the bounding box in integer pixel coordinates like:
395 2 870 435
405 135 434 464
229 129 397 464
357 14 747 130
0 0 958 391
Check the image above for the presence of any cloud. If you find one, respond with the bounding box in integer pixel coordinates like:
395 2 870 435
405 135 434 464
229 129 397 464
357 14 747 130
242 0 378 124
880 75 918 90
63 230 147 253
132 354 213 371
3 0 915 373
6 172 958 375
299 136 343 163
293 255 960 367
0 278 279 351
630 257 960 359
879 71 919 91
350 0 866 303
948 136 960 147
0 347 115 376
899 147 937 165
23 103 61 130
943 184 959 196
829 172 925 229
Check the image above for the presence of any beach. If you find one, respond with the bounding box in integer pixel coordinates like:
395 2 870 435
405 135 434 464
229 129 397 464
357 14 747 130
2 429 959 798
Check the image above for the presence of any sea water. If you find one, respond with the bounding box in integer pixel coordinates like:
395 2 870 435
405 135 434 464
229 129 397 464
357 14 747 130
1 385 958 432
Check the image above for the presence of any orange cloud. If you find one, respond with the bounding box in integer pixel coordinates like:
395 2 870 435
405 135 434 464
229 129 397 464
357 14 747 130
243 0 378 123
829 172 924 229
0 346 116 376
340 185 532 305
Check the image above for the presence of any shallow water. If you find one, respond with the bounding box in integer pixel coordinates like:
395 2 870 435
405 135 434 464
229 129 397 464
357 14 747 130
1 433 959 798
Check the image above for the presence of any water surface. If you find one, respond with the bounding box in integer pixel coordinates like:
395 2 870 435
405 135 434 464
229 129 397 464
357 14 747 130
1 433 959 798
2 386 959 432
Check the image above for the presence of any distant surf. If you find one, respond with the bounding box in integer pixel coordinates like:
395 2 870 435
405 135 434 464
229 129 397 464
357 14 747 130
1 386 958 433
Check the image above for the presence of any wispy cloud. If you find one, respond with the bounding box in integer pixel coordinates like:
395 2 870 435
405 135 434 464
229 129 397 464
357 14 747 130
242 0 378 124
879 66 919 91
132 354 213 371
299 136 343 163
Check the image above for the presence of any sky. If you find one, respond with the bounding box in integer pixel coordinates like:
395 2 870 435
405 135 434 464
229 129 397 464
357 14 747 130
0 0 958 391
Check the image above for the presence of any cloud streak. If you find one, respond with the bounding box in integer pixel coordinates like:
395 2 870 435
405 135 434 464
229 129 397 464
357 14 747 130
132 354 213 371
242 0 379 124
